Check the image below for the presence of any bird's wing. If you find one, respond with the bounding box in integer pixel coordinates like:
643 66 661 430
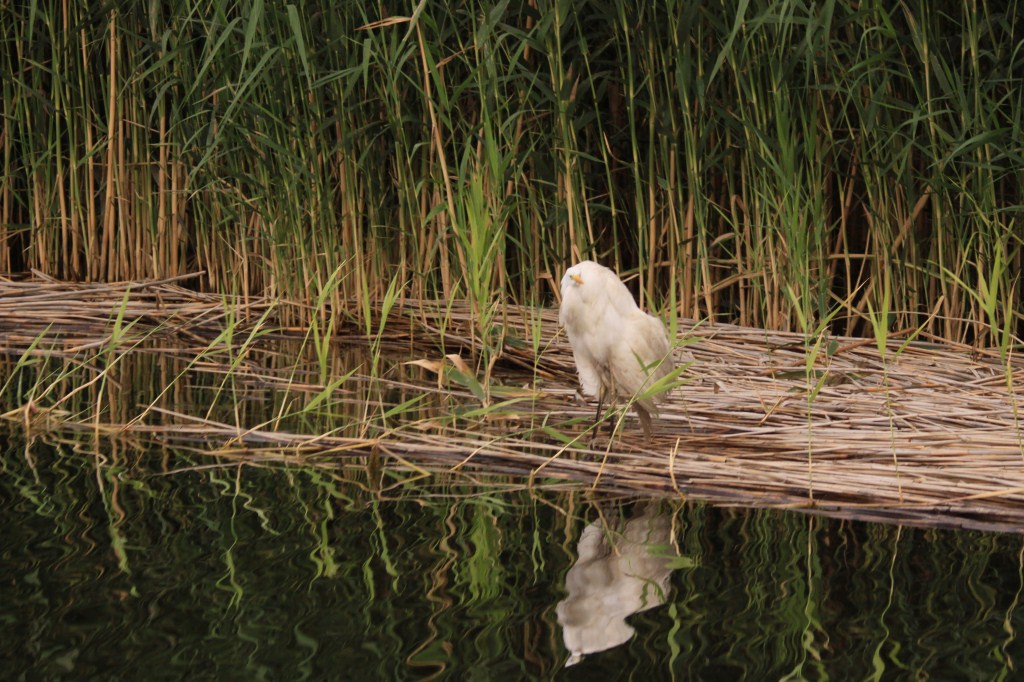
637 313 674 383
609 312 674 410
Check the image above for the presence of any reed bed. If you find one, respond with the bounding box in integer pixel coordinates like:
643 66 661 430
2 277 1023 533
3 1 1022 343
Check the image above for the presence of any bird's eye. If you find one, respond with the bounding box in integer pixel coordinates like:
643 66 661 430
570 273 584 285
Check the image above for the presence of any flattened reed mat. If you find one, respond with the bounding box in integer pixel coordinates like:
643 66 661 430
3 276 1023 533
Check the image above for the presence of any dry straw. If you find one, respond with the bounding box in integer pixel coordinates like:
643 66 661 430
2 276 1023 533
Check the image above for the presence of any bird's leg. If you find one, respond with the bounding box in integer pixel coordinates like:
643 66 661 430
594 387 605 432
602 374 618 436
636 405 653 441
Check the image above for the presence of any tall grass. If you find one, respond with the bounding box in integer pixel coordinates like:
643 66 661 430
2 1 1021 346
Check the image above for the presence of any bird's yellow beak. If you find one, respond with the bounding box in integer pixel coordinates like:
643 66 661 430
570 273 584 285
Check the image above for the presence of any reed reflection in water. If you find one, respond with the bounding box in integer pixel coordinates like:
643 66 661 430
3 433 1024 679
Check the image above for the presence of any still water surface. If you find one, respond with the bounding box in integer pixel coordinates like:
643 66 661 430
3 435 1023 680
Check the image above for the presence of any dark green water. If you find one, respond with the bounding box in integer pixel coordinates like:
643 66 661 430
3 435 1023 680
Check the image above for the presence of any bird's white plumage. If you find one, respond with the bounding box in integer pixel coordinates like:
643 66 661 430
559 260 674 434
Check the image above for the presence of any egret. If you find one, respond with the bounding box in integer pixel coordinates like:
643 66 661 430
559 260 675 438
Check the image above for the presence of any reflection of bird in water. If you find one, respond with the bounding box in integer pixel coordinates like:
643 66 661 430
559 261 675 438
556 504 677 667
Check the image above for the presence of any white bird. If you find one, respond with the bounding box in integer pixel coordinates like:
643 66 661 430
559 260 675 438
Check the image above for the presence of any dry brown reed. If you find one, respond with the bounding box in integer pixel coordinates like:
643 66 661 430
2 276 1023 533
0 272 274 349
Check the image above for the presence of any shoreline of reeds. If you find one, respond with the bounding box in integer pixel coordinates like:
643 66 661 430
3 276 1023 533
